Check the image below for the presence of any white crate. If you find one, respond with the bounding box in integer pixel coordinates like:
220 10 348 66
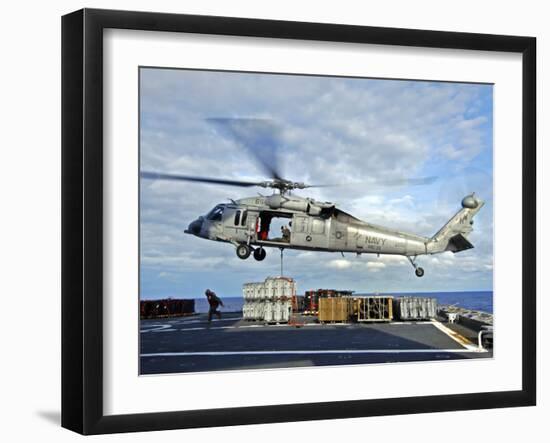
396 297 438 320
243 278 296 322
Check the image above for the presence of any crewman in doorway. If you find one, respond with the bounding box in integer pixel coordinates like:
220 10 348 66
281 224 291 242
256 215 270 240
205 289 224 322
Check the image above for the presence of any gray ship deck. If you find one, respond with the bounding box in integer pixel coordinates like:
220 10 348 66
140 312 492 374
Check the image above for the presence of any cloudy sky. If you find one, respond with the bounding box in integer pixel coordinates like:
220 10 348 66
139 67 493 299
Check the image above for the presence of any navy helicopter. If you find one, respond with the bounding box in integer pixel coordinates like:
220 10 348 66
142 119 483 277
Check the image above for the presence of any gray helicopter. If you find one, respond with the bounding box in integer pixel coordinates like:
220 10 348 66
141 119 484 277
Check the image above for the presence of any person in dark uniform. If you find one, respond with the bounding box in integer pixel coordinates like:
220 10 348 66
205 289 224 322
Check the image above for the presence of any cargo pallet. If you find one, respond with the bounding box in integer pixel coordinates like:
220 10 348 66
140 298 196 319
353 296 393 322
394 297 437 321
242 277 296 323
318 298 351 323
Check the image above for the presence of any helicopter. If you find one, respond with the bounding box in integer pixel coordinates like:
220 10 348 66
141 119 484 277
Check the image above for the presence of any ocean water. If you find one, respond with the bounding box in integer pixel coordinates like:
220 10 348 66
194 297 246 314
193 291 493 314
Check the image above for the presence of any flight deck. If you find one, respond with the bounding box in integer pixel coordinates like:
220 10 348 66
140 312 491 375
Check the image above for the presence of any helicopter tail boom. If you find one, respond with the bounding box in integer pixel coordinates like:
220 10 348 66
427 194 484 254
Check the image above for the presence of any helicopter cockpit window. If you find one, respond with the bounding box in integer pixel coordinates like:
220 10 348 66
234 210 241 226
241 210 247 226
206 205 224 221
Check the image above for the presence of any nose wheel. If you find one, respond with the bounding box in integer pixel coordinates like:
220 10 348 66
407 256 425 277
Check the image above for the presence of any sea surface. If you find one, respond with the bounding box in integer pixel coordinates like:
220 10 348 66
193 291 493 314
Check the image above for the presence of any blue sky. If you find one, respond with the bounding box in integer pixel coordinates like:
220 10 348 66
139 68 493 300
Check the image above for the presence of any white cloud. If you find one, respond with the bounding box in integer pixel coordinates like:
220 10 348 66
366 262 386 272
327 259 354 270
378 255 409 265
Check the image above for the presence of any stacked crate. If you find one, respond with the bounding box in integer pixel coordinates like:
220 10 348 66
242 282 263 320
304 289 354 315
303 290 320 315
140 299 195 319
318 297 352 323
352 296 393 322
316 296 394 323
394 297 437 320
242 277 295 323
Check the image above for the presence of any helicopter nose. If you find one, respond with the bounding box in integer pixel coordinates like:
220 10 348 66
184 218 203 236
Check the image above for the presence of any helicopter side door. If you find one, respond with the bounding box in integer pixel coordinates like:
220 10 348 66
221 207 251 243
291 215 330 249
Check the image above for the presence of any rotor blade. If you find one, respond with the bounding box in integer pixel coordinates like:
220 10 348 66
141 171 263 187
207 117 284 181
306 176 439 188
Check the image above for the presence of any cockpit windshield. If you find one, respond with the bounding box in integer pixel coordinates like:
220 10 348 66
206 204 225 221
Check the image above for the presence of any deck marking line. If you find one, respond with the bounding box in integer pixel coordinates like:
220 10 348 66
140 324 174 333
154 323 432 333
431 320 480 351
141 349 488 357
388 321 433 325
177 327 215 331
174 324 326 332
168 317 242 325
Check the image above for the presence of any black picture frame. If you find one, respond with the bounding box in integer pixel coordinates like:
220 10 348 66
62 8 536 435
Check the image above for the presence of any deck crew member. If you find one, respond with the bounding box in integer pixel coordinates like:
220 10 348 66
205 289 224 322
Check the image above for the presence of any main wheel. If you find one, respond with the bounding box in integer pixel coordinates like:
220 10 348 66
253 247 267 261
236 244 251 260
415 267 425 277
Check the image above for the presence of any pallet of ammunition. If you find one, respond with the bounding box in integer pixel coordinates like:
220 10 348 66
140 299 195 319
394 297 437 320
318 297 352 322
352 296 393 322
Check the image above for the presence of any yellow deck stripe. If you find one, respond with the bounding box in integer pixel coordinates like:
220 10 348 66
431 320 481 351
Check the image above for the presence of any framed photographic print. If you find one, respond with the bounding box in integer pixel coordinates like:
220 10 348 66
62 8 536 435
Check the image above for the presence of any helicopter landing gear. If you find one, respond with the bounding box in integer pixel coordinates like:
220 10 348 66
253 247 267 261
407 256 425 277
236 244 251 260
